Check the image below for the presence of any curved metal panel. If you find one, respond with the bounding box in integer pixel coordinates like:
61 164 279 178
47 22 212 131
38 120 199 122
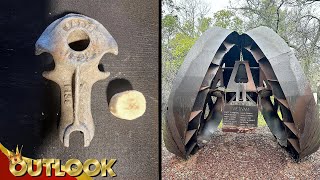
245 26 320 158
164 27 233 157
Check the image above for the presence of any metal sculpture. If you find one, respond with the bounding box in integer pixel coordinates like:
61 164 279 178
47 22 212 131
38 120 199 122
163 26 320 160
35 14 118 147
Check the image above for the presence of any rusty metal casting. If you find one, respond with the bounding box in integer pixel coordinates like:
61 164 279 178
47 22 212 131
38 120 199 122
35 14 118 147
163 26 320 160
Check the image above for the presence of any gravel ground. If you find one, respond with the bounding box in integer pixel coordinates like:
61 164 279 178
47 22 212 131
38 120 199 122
162 127 320 179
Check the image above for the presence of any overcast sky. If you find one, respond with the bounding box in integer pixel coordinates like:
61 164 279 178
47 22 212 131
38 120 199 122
164 0 320 16
163 0 230 15
203 0 230 14
203 0 320 15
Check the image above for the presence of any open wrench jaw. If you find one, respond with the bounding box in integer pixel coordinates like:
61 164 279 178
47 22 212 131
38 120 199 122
62 123 93 147
35 14 118 147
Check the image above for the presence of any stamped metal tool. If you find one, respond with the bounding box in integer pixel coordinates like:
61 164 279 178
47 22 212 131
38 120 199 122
35 14 118 147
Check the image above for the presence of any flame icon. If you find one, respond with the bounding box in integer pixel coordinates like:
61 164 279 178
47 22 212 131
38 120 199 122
7 145 23 165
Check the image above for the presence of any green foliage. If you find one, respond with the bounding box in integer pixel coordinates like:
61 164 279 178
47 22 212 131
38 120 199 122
163 58 184 72
213 10 244 33
162 14 178 32
240 0 286 34
162 14 179 46
170 33 197 62
198 17 212 33
258 112 267 127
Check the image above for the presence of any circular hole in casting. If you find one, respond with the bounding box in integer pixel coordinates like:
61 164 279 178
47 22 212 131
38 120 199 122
67 30 90 51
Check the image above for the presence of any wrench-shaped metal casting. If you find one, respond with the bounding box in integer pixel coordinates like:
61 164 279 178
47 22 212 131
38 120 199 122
35 14 118 147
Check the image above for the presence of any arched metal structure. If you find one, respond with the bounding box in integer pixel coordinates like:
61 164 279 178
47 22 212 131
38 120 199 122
163 26 320 160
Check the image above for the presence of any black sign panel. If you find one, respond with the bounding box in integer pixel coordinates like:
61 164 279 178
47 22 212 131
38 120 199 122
223 104 258 127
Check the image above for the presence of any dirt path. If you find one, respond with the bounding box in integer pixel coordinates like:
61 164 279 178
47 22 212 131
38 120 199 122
162 127 320 179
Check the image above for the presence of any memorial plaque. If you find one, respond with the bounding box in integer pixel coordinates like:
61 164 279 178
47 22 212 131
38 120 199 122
223 103 258 128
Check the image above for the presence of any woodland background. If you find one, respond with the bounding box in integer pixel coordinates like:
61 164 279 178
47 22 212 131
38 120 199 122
162 0 320 119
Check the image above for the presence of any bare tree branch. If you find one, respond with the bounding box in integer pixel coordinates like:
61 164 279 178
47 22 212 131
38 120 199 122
276 0 285 33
